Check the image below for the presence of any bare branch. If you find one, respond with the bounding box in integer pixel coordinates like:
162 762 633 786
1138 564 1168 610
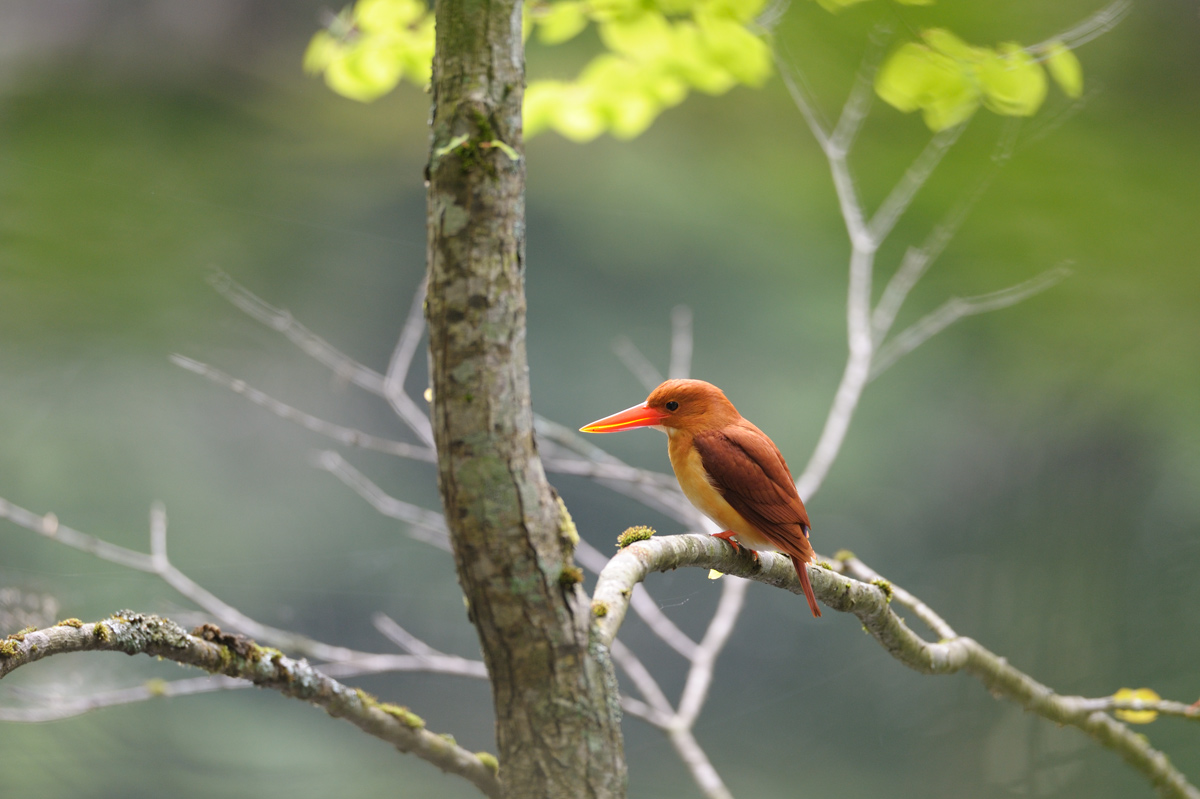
828 25 891 157
1081 696 1200 723
774 51 831 150
0 498 155 572
668 306 694 380
795 247 875 500
171 355 436 462
675 576 748 727
833 552 956 641
372 612 441 658
575 539 699 660
1030 0 1131 52
149 501 169 572
384 279 428 398
612 336 665 392
535 416 702 524
0 615 501 797
208 268 389 396
866 124 965 247
870 265 1072 380
870 184 991 344
0 674 246 722
0 496 463 666
314 451 451 551
590 535 1200 799
382 280 436 447
668 727 734 799
610 638 675 723
0 648 488 724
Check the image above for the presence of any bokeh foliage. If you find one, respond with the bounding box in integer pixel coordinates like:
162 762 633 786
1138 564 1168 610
305 0 1083 138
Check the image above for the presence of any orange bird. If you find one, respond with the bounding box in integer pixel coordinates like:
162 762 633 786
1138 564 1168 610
581 378 821 618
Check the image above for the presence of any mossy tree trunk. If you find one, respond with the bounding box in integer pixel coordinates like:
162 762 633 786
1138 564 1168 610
423 0 627 796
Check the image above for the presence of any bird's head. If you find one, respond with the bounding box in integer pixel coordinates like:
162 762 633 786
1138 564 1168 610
580 378 740 435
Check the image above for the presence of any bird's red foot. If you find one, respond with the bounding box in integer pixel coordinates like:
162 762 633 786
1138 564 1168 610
711 531 760 563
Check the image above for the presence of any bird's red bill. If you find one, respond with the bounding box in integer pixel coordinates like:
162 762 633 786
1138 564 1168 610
580 403 669 433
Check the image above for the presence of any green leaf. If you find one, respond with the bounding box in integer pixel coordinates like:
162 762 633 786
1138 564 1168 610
536 2 589 45
700 0 770 24
894 0 934 5
483 140 521 161
324 41 407 102
599 12 673 59
922 28 987 63
670 23 736 94
978 43 1047 116
303 31 342 74
434 133 471 158
695 13 771 86
524 81 566 138
876 42 979 130
1044 39 1083 98
397 17 435 84
354 0 426 32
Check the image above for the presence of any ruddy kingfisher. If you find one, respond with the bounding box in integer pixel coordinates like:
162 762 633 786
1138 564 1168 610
581 378 822 618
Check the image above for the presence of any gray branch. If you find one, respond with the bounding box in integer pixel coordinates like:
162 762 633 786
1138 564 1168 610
170 355 436 462
590 535 1200 799
0 615 500 797
870 266 1072 380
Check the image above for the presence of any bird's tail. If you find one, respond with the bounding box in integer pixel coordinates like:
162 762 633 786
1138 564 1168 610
789 554 822 618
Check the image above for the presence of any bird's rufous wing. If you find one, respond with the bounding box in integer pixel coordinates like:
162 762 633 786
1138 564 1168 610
691 422 813 564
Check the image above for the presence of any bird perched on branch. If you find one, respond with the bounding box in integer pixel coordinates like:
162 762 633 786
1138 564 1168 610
581 378 822 618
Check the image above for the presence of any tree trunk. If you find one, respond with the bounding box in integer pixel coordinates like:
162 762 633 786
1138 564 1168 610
423 0 627 796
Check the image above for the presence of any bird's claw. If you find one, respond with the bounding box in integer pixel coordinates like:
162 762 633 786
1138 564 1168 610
712 531 759 563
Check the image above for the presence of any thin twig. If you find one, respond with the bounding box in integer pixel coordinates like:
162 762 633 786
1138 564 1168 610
313 451 452 551
870 265 1072 380
1030 0 1131 52
612 336 665 392
675 577 748 728
795 246 875 500
170 355 436 462
774 51 831 150
535 416 702 524
668 727 734 799
867 124 965 247
610 638 676 724
0 496 462 666
0 648 490 723
668 306 694 380
382 279 436 447
208 268 389 395
372 613 442 658
828 24 891 157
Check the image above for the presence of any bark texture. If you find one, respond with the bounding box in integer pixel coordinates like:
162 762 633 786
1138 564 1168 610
424 0 627 795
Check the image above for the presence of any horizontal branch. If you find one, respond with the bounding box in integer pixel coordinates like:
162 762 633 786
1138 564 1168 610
0 614 500 797
590 534 1200 799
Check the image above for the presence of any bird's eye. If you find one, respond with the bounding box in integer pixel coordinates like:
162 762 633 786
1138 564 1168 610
665 401 679 412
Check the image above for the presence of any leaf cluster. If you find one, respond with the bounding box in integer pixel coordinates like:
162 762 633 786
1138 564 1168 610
304 0 1088 138
875 28 1083 131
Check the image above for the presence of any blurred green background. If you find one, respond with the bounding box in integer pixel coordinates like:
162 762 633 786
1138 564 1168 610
1 2 1198 797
